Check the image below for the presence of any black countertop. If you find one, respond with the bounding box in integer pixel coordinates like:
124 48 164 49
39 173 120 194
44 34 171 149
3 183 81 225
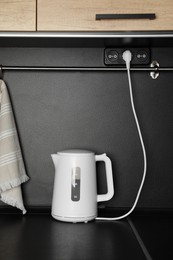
0 212 172 260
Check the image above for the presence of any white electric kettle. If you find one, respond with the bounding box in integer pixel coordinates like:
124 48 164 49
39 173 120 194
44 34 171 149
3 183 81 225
51 149 114 223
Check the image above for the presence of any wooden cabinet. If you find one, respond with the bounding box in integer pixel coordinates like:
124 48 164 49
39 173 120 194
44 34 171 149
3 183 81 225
0 0 36 31
37 0 173 31
0 0 173 32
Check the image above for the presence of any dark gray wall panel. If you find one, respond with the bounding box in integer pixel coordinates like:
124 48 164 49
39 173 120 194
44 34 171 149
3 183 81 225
0 47 172 209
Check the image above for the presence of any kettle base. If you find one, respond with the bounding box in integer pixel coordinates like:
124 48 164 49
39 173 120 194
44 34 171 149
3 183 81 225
51 214 96 223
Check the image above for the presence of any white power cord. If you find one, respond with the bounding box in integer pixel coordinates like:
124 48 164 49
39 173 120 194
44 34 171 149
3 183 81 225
96 50 147 221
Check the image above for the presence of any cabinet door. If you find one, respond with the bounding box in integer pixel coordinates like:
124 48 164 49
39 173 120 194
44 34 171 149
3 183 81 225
37 0 173 31
0 0 36 31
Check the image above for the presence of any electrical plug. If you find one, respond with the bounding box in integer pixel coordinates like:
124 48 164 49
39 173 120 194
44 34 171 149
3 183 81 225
122 50 132 70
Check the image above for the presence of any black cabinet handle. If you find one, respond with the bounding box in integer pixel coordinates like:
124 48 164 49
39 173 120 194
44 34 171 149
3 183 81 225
96 13 156 20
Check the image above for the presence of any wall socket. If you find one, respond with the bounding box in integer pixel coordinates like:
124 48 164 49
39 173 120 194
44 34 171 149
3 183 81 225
104 48 150 65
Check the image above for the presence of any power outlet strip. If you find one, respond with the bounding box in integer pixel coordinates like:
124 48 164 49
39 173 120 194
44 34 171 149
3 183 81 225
104 48 150 65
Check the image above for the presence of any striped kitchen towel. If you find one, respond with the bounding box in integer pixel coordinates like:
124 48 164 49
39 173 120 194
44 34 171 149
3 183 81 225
0 80 29 214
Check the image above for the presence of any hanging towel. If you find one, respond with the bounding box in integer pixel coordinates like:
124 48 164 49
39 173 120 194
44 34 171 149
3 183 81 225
0 80 29 214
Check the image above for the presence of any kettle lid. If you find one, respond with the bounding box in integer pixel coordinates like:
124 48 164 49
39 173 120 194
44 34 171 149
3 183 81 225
57 149 94 156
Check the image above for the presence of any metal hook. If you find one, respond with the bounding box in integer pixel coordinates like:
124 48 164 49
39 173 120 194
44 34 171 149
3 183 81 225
150 61 159 79
0 65 3 79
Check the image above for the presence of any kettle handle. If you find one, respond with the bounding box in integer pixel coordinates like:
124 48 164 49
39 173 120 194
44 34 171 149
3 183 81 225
95 153 114 202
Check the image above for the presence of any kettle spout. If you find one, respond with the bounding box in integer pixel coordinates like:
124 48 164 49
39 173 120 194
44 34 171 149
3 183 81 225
51 154 59 169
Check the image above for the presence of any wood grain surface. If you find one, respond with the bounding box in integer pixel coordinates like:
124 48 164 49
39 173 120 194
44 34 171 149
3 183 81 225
0 0 36 31
37 0 173 31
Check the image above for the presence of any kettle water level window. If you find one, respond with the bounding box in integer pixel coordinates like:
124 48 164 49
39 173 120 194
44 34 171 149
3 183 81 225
71 167 81 202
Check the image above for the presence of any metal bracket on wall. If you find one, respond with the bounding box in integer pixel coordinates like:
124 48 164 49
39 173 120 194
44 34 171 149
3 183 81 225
150 61 159 79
